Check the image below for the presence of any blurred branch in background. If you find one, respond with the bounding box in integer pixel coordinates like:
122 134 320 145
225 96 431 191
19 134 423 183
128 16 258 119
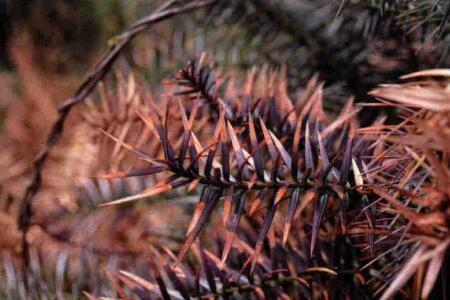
17 0 216 278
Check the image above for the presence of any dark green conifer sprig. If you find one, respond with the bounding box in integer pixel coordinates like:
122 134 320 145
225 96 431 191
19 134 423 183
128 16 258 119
98 55 375 270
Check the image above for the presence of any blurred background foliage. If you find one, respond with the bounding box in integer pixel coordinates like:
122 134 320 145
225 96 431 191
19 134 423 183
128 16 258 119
1 0 449 129
1 0 449 86
0 0 449 298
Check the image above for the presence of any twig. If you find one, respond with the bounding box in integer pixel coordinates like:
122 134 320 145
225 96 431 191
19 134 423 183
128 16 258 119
18 0 217 272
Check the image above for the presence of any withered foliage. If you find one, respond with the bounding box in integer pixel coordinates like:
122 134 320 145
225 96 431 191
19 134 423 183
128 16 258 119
1 47 449 298
1 2 450 298
358 70 450 300
82 58 449 299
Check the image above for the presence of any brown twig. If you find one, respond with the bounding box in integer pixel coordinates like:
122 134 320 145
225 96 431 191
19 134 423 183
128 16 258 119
18 0 217 272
